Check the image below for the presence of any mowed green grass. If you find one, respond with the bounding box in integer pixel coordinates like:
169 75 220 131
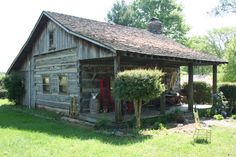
0 100 236 157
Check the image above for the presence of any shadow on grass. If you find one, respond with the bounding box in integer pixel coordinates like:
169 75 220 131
0 105 151 145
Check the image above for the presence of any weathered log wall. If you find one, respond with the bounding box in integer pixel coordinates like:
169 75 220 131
30 20 114 112
33 21 76 54
34 49 78 110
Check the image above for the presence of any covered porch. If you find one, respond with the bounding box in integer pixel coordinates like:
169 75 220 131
77 51 222 124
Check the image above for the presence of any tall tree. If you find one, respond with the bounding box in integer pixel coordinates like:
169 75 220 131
213 0 236 15
186 27 236 58
207 27 236 58
107 0 189 43
184 27 236 75
223 37 236 82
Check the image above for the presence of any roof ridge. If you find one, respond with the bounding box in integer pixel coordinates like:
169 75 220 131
44 11 152 33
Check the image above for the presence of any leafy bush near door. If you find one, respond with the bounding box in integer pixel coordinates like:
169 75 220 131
182 81 212 104
113 69 165 128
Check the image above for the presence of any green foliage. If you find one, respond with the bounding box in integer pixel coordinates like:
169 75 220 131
212 92 228 116
182 81 212 104
113 69 165 128
153 122 166 130
186 27 236 58
3 73 25 105
0 89 7 99
107 0 189 43
213 0 236 15
231 114 236 119
0 76 7 99
158 109 185 123
95 119 109 129
184 27 236 75
113 69 165 101
213 114 224 120
223 37 236 82
198 109 211 118
219 83 236 113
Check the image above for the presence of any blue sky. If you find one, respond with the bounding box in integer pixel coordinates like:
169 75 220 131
0 0 236 72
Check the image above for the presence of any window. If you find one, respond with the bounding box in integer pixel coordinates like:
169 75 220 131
42 76 50 93
59 76 68 94
49 30 55 50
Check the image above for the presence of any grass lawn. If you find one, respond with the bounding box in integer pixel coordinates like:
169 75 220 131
0 100 236 157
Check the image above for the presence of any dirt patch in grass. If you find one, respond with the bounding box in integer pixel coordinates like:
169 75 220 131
167 118 236 134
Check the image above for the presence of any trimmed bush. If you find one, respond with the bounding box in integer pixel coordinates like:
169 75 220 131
113 69 165 128
182 81 211 104
219 83 236 114
113 69 165 101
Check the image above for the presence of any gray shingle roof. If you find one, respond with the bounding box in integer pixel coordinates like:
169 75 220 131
46 11 226 64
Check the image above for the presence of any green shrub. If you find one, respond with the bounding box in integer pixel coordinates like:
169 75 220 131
0 89 7 99
212 92 228 116
231 114 236 119
160 109 185 123
113 69 165 128
219 83 236 114
113 69 165 101
3 73 25 105
153 122 166 130
182 81 212 104
198 109 211 118
95 119 109 129
213 114 224 120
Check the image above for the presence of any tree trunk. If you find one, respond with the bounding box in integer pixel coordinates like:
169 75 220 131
134 99 142 128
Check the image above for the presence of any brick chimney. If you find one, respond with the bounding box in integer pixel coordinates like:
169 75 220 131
148 18 163 34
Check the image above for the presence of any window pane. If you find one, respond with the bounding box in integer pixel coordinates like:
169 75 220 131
49 31 54 47
59 76 68 93
43 76 50 92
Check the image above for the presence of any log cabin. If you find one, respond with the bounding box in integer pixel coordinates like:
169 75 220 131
7 11 226 123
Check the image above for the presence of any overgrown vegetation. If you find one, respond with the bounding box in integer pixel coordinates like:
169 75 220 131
182 81 212 104
222 37 236 82
113 69 165 128
3 73 25 105
219 83 236 114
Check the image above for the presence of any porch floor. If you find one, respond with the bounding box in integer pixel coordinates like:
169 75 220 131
78 104 212 124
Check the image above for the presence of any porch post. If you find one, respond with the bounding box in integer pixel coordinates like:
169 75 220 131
188 64 194 112
212 64 217 106
114 54 123 123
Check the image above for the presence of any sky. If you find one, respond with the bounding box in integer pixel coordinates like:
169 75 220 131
0 0 236 72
